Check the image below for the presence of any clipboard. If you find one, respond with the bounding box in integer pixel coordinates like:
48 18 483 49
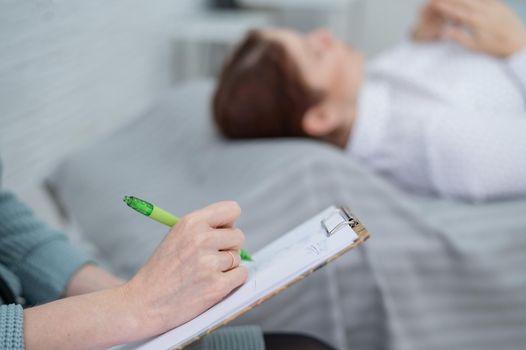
118 206 369 350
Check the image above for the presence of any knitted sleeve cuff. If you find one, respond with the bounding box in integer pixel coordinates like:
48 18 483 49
0 304 24 350
189 326 264 350
0 189 93 305
17 237 92 304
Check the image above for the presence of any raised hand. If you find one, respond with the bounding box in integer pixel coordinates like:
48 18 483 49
412 0 448 42
432 0 526 57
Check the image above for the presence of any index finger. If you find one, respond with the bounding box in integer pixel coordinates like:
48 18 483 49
432 0 479 26
433 0 480 12
195 201 242 228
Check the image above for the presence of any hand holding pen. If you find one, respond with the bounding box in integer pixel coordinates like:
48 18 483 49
124 201 249 339
124 196 253 261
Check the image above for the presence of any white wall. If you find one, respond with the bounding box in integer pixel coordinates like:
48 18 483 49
361 0 425 55
508 0 526 20
0 0 206 194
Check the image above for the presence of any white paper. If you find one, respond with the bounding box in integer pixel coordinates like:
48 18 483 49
115 206 358 350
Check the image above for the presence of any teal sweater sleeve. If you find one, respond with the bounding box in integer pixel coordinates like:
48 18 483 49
0 304 24 350
0 190 91 305
0 307 263 350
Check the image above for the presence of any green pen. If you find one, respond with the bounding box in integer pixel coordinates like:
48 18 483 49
123 195 253 262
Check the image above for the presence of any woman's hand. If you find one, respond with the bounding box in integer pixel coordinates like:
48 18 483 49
123 201 248 339
412 1 447 42
24 201 248 350
432 0 526 57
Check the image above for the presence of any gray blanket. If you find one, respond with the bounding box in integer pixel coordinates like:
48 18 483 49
47 80 526 350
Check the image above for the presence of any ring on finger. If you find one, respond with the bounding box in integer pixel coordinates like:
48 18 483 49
227 250 236 270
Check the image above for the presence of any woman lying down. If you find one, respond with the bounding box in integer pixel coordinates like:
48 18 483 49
213 0 526 202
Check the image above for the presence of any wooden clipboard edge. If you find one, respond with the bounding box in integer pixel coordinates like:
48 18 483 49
173 207 370 349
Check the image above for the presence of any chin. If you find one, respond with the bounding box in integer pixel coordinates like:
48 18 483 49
341 42 362 63
350 48 364 64
348 46 364 69
354 52 365 73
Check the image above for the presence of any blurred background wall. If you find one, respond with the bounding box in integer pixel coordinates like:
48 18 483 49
0 0 207 193
1 0 525 222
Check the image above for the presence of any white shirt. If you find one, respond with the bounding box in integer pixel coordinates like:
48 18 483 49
348 41 526 202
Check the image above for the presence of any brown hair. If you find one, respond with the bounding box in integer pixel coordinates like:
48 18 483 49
213 30 323 139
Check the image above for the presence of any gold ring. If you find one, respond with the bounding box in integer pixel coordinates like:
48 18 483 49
227 251 236 270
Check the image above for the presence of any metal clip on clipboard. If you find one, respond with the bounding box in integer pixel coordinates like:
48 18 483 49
321 206 360 237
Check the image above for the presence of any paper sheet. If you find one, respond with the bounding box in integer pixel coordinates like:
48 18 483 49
116 206 358 350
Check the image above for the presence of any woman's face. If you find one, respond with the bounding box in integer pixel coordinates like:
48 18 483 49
262 28 365 105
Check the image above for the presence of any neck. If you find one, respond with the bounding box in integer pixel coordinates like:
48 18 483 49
323 102 356 149
323 66 365 148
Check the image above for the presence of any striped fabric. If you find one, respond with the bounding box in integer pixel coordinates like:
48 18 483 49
47 80 526 350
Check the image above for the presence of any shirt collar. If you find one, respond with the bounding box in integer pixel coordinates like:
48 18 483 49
346 78 390 159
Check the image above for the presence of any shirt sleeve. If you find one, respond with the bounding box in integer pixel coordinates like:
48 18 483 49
0 190 91 305
426 110 526 202
507 47 526 100
0 304 24 350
